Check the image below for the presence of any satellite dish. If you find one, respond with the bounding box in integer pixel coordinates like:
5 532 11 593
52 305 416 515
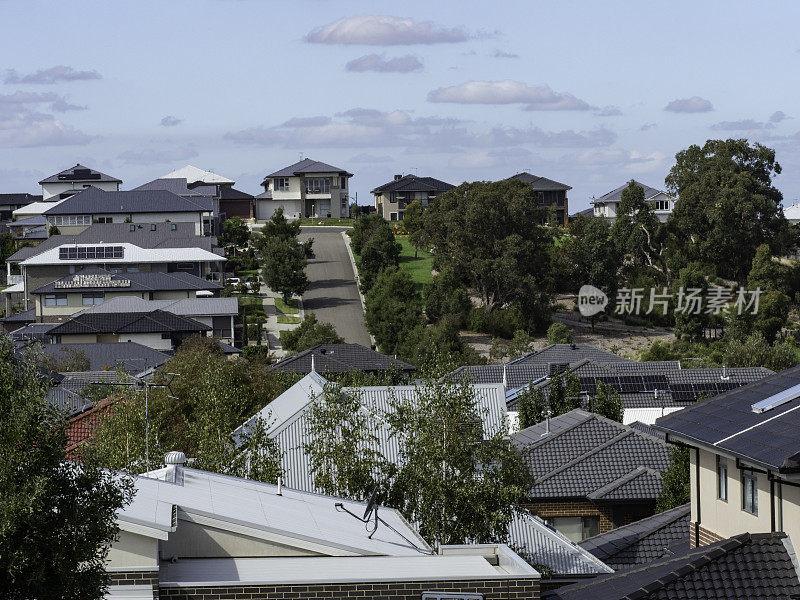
363 487 379 520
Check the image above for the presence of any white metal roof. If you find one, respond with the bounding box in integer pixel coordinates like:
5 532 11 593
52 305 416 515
20 243 224 267
623 406 683 425
76 296 237 317
160 165 234 185
158 553 537 586
12 199 66 218
1 282 24 294
122 466 431 556
784 203 800 222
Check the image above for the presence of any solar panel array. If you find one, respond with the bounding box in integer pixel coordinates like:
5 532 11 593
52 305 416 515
58 246 124 260
578 375 745 402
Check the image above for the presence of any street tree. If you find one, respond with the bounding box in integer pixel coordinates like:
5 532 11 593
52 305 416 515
280 313 344 353
402 199 425 258
261 206 300 241
223 216 250 248
358 222 401 292
260 235 308 302
655 446 690 512
364 268 425 355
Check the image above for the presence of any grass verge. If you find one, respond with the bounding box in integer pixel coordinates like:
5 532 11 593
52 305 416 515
275 298 299 314
277 315 301 324
395 235 433 287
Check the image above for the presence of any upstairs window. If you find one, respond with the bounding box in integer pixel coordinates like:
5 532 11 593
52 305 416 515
273 178 289 191
742 472 758 515
340 176 347 189
82 292 104 306
717 455 728 501
305 178 330 194
96 217 113 224
44 293 68 307
654 200 670 211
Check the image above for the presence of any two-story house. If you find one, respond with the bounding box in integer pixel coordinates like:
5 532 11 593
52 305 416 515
506 172 571 226
656 365 800 548
257 158 352 220
592 180 677 222
371 174 455 221
39 163 122 200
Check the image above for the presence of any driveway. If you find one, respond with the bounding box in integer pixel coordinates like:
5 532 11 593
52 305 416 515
298 227 372 346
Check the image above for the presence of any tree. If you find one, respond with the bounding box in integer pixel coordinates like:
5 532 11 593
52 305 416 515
260 235 308 302
260 206 300 242
396 315 480 368
364 268 425 355
402 200 425 258
673 263 710 342
666 139 790 282
547 370 581 416
223 216 250 248
748 244 786 293
304 377 531 546
593 380 623 422
517 387 547 430
421 180 552 313
724 333 799 371
42 347 91 372
655 446 690 512
423 269 471 325
358 222 401 292
280 313 344 353
349 212 386 255
546 322 572 344
752 290 790 342
47 225 60 237
1 338 134 598
489 330 535 362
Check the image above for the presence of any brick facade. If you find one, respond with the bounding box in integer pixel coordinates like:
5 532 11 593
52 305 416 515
524 500 614 534
159 578 539 600
689 522 725 548
108 569 159 599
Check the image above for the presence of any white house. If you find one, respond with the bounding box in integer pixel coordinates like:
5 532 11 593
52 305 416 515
592 180 676 222
257 158 352 221
39 164 122 200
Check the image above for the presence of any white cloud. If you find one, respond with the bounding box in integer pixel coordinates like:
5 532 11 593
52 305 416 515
664 96 714 113
711 119 773 131
0 92 91 148
117 147 199 165
640 123 657 131
160 115 183 127
595 105 622 117
4 65 101 84
0 91 59 105
349 153 394 163
428 80 591 110
281 116 332 128
306 16 471 45
345 54 423 73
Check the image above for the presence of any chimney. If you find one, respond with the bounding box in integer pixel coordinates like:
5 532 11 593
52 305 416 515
164 451 187 484
394 174 402 181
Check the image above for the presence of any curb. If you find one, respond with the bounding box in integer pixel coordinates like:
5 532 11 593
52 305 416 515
341 230 377 347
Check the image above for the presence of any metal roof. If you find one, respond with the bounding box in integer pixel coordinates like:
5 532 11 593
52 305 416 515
506 172 571 191
132 177 217 197
20 243 224 267
264 158 353 180
270 344 416 374
42 187 212 215
33 268 221 294
509 344 631 365
159 165 234 185
39 342 170 374
39 163 122 184
75 296 237 317
0 192 42 205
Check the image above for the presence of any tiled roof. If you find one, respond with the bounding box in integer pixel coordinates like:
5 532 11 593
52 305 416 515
47 310 210 336
592 180 667 206
159 165 234 185
265 158 352 180
547 532 800 600
512 410 670 500
0 193 42 205
2 307 36 323
507 172 572 191
510 344 631 365
33 268 221 294
66 398 115 454
371 174 455 194
656 364 800 471
42 186 212 215
270 344 416 374
578 504 690 570
75 296 236 318
39 163 122 184
219 186 255 200
40 342 170 374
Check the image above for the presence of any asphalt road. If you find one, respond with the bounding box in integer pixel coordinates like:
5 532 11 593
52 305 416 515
298 227 372 346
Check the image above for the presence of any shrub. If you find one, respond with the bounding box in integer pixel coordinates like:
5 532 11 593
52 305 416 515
242 346 273 363
546 322 572 344
467 307 523 339
423 270 471 325
365 268 424 355
280 313 343 354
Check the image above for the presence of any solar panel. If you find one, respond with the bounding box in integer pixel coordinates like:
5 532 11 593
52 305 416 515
751 382 800 414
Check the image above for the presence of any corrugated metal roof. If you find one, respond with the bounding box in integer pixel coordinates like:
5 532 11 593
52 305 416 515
20 243 224 266
159 165 234 185
76 296 237 317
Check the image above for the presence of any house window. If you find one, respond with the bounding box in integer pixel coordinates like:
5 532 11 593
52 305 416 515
537 191 545 205
171 223 177 231
130 224 136 231
176 262 194 271
96 217 113 224
150 224 157 231
548 516 599 542
390 212 398 221
717 456 728 501
305 178 330 193
51 215 92 226
340 177 347 189
421 594 483 600
44 293 67 307
273 178 289 191
82 292 104 306
161 333 172 340
742 472 758 515
654 200 670 211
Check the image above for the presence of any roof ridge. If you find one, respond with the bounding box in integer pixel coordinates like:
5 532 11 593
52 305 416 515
587 466 662 500
518 409 595 447
580 503 690 547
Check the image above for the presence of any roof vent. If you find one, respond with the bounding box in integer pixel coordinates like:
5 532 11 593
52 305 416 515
751 382 800 413
165 451 186 466
394 174 403 180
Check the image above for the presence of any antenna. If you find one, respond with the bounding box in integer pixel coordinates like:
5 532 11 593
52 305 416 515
311 353 316 373
363 487 379 520
502 364 508 389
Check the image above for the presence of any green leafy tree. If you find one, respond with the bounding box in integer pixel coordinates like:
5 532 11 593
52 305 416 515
546 322 572 344
47 225 60 237
349 212 385 255
655 446 690 512
402 199 425 258
223 216 250 248
593 380 623 422
280 313 344 353
547 370 581 415
42 347 91 372
724 333 799 371
748 243 786 293
420 179 552 313
423 269 472 325
260 235 308 302
1 338 134 598
260 206 300 241
358 222 401 292
397 315 480 368
752 290 790 342
666 139 790 282
364 268 424 355
517 387 547 430
674 263 710 342
490 330 535 362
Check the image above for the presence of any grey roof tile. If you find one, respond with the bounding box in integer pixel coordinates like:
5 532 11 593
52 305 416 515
0 192 42 205
265 158 352 180
507 172 572 191
510 344 631 365
43 186 212 215
592 180 665 206
549 532 800 600
39 342 169 373
47 310 210 336
32 268 220 294
371 174 455 194
270 344 416 374
132 177 218 197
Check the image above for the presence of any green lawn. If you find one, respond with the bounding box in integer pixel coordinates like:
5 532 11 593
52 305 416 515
298 217 355 227
238 296 266 318
275 297 299 315
277 315 301 324
396 236 433 287
236 269 260 277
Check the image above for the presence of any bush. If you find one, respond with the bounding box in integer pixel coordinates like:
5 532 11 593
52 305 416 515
467 307 523 339
48 225 60 237
358 224 400 292
365 268 424 355
242 346 273 363
397 315 481 368
546 322 572 344
423 270 471 325
280 313 344 354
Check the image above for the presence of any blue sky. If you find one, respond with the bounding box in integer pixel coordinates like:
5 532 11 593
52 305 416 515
1 0 799 211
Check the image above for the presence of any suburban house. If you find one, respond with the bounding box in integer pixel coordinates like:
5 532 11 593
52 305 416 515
655 364 800 549
30 269 222 323
512 410 671 542
257 158 353 220
592 180 677 222
0 192 41 221
76 295 238 344
46 309 210 350
42 187 214 236
371 174 455 221
39 163 122 200
232 372 611 580
269 343 416 377
16 242 225 310
506 172 571 226
39 341 170 375
8 215 48 245
106 453 541 600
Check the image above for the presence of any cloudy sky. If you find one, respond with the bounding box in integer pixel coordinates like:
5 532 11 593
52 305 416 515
1 0 799 211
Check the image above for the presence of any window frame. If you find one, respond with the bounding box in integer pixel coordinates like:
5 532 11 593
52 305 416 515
305 177 331 194
81 292 104 306
44 293 68 307
273 177 290 191
742 471 758 515
717 455 728 501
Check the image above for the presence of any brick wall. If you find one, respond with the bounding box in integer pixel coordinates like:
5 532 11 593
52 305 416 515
159 577 539 600
524 500 614 534
109 569 159 599
689 522 725 548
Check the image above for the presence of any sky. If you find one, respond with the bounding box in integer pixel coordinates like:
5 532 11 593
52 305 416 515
1 0 799 212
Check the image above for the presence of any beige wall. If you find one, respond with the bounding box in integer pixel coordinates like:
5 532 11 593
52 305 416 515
107 530 159 569
60 333 99 344
120 332 172 350
42 181 119 201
